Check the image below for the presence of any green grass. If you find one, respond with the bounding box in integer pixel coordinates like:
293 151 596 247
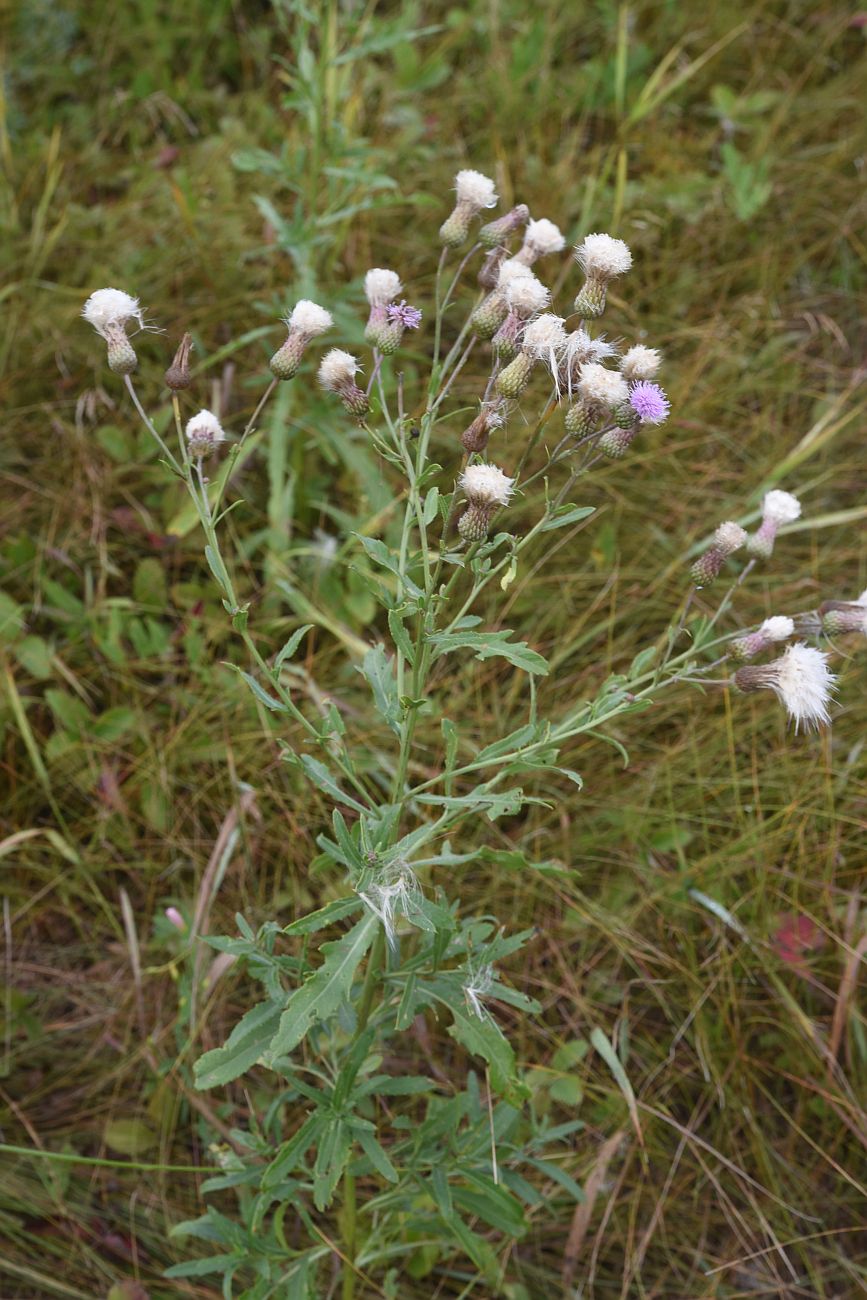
2 0 867 1295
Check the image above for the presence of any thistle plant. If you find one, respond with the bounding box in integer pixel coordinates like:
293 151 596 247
81 168 862 1296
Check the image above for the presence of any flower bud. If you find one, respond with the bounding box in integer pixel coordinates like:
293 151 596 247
460 402 507 454
599 427 637 458
819 595 867 638
478 204 529 249
105 322 138 375
747 490 802 559
731 616 795 659
165 332 193 390
690 521 748 587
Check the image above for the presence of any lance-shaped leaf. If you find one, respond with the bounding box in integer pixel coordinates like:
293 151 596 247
194 999 284 1090
264 913 378 1062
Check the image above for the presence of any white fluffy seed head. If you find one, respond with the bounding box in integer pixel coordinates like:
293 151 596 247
715 521 748 555
82 288 144 339
772 643 835 731
364 268 402 307
762 489 802 526
760 615 795 642
496 259 534 289
575 232 633 280
454 169 498 211
563 330 618 371
522 313 567 360
578 361 629 408
459 463 514 507
185 409 225 449
505 274 550 316
523 218 566 256
858 588 867 606
318 348 359 390
621 345 662 381
287 299 333 336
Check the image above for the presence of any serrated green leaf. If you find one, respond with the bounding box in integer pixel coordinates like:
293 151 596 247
313 1118 352 1209
282 896 362 936
194 1000 283 1090
359 644 401 734
429 629 549 676
265 914 377 1061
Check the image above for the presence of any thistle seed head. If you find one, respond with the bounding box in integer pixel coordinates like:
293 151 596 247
621 345 662 381
185 409 226 458
733 643 835 732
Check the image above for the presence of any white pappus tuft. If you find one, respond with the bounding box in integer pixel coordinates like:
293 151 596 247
81 288 145 339
505 274 551 317
523 218 566 256
496 259 534 289
359 863 422 948
185 409 226 458
522 312 567 361
715 521 748 554
574 232 633 280
286 299 333 336
460 463 515 507
578 361 629 409
761 489 802 526
464 963 496 1020
454 169 498 211
318 348 360 390
620 345 662 381
760 615 795 642
364 268 402 307
735 643 836 732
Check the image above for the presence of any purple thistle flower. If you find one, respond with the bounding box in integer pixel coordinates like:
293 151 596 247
629 380 670 425
387 300 422 330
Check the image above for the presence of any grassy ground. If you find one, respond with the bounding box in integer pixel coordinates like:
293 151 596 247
2 0 867 1295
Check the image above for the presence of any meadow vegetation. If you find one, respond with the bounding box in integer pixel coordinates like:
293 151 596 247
2 0 866 1295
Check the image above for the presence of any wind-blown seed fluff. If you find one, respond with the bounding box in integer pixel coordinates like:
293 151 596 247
364 269 402 307
454 169 498 211
459 463 515 506
523 218 566 256
287 300 333 335
505 274 551 316
621 345 661 381
522 313 567 360
762 489 802 525
578 362 629 409
318 349 359 390
741 643 835 732
563 330 618 369
81 288 144 339
574 233 633 280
